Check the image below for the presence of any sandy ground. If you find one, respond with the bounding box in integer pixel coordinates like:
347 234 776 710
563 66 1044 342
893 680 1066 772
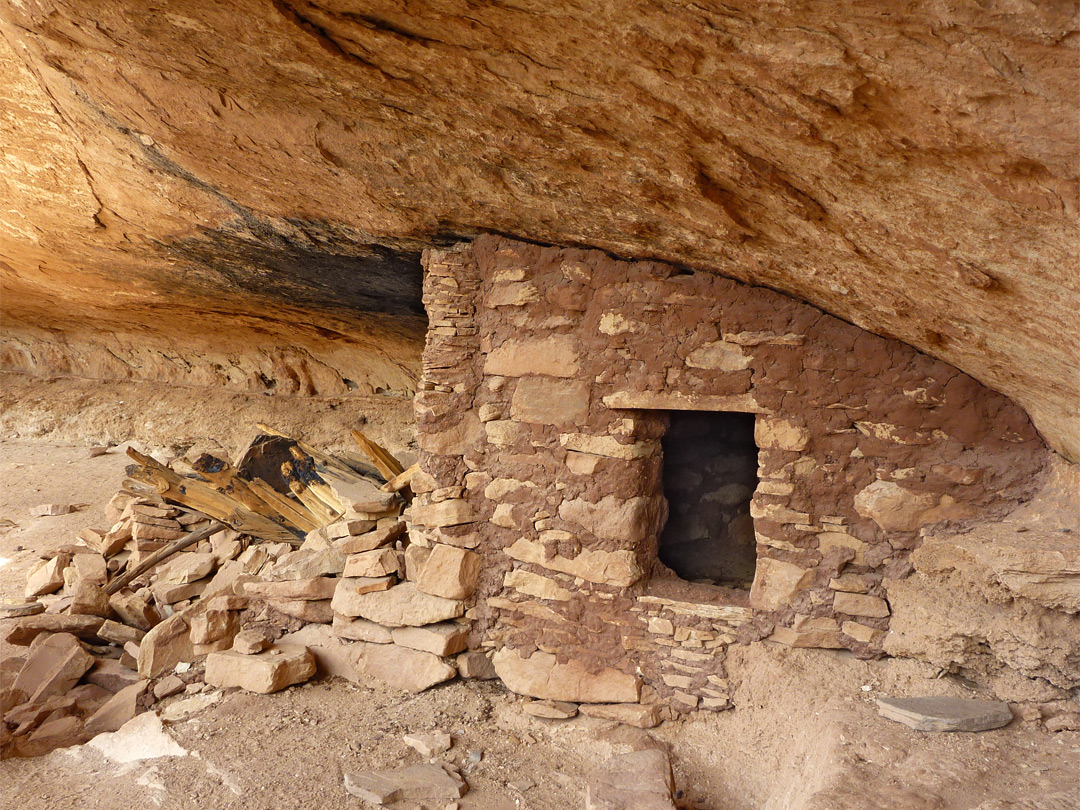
1 376 1078 809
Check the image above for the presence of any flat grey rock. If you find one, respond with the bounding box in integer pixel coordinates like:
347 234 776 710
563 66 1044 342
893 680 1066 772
876 696 1013 732
344 763 467 805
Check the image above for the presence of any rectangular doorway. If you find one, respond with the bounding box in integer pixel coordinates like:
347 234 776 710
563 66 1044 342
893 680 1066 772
658 411 759 589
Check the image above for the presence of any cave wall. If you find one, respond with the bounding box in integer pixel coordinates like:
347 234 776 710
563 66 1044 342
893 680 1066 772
408 236 1056 710
0 2 1077 458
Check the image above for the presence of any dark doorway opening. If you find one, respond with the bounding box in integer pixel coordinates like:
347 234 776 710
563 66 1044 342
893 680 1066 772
658 411 759 589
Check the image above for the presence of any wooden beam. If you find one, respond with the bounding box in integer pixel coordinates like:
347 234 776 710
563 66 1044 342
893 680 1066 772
125 449 302 545
103 522 225 595
191 454 320 533
351 429 406 482
381 462 420 493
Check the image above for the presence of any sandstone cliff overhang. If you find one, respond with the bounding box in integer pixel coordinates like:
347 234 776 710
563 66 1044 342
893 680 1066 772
0 2 1077 457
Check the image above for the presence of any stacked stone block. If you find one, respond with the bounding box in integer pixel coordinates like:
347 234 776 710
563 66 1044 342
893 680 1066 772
412 236 1047 712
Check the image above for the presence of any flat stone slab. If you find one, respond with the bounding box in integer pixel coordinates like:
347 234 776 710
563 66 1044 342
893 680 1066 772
524 699 579 719
580 702 662 729
876 696 1013 732
0 600 45 618
586 749 676 810
344 763 467 805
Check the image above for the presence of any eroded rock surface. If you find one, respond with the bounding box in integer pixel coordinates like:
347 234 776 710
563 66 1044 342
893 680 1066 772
0 2 1076 457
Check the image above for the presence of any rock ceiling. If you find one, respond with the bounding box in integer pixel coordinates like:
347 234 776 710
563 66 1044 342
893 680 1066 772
0 1 1076 459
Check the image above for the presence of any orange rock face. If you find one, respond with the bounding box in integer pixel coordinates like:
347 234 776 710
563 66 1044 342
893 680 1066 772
0 2 1076 456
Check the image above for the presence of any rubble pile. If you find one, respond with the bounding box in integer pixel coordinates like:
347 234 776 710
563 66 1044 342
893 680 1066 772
0 425 491 759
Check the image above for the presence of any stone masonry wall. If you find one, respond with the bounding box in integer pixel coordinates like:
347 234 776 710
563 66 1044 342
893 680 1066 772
409 235 1049 713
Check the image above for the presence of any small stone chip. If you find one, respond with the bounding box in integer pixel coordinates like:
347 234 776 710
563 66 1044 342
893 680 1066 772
876 696 1013 732
403 731 452 757
233 628 271 655
29 503 75 517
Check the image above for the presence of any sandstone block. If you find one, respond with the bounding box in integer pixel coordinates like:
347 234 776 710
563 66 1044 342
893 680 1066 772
565 451 605 475
493 648 641 703
84 680 148 735
242 576 339 601
3 614 105 646
559 433 655 460
268 598 334 623
510 377 591 425
364 643 457 693
754 417 809 451
485 280 540 307
233 628 271 655
200 559 253 599
29 503 75 517
151 579 208 605
484 335 580 378
68 582 113 618
483 477 535 500
685 340 751 371
153 674 186 700
558 495 658 545
817 531 868 565
833 591 890 618
410 498 477 528
279 624 365 684
337 520 407 553
457 651 498 680
841 621 885 644
269 548 346 580
332 614 394 643
391 622 469 657
70 553 108 585
343 548 401 579
204 645 316 693
749 557 814 611
96 619 145 646
25 554 71 598
131 521 186 542
10 633 95 706
17 715 87 758
189 609 239 645
523 699 579 719
854 480 939 532
579 702 662 729
137 612 195 678
404 544 432 581
331 582 464 626
109 591 161 631
829 573 870 593
205 594 248 611
0 600 45 619
416 412 484 456
416 545 480 600
504 537 642 588
84 658 143 693
491 502 516 528
504 569 572 601
768 615 844 649
403 731 452 757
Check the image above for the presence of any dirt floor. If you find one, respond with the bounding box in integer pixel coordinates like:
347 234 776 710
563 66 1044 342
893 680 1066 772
1 375 1078 810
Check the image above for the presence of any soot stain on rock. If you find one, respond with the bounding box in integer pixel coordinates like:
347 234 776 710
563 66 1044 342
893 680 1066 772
164 224 426 320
